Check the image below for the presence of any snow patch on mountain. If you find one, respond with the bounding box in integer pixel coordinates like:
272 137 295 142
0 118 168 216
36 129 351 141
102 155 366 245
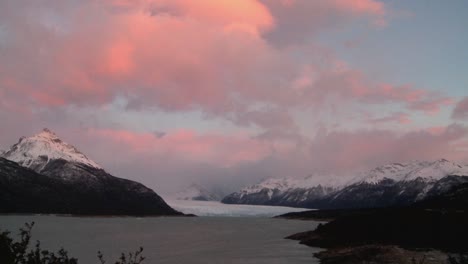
1 128 101 171
240 173 350 196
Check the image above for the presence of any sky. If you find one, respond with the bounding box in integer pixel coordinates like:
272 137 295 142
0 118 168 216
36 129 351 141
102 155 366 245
1 0 468 194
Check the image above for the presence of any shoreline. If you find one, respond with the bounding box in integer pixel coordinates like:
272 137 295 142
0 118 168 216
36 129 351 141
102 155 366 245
280 208 468 263
0 213 196 218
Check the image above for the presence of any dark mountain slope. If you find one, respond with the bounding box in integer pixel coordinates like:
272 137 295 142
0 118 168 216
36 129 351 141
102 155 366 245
0 157 182 215
0 129 184 216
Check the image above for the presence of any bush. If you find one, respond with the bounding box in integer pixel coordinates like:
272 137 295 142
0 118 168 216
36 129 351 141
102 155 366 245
449 254 468 264
98 247 145 264
0 223 145 264
0 222 77 264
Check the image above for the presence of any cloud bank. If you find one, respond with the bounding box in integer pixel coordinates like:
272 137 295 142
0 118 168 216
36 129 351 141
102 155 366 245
0 0 466 192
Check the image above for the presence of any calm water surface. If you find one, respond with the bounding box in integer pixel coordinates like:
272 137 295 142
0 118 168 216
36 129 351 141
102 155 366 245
0 215 321 264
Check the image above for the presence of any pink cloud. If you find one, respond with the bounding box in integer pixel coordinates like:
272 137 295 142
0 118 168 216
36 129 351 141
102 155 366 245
376 84 426 103
0 0 467 193
1 0 450 133
309 124 468 173
173 0 274 34
409 97 454 115
82 123 468 176
2 120 467 193
452 97 468 120
335 0 386 26
86 128 276 167
303 69 449 116
1 1 274 110
275 0 385 16
367 112 411 125
334 0 385 16
262 0 386 45
81 124 468 188
426 126 447 136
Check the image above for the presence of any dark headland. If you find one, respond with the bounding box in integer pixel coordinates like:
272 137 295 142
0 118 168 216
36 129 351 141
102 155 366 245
279 183 468 263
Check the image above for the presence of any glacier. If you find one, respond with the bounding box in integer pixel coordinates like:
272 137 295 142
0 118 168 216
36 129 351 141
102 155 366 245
165 199 310 217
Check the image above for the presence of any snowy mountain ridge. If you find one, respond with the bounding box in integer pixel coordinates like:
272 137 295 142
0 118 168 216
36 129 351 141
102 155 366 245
358 159 468 184
222 174 341 207
222 159 468 209
244 159 468 192
1 128 101 172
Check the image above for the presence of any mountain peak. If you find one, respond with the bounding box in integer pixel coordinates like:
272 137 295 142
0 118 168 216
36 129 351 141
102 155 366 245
1 129 101 172
42 127 54 133
360 159 468 184
33 128 61 140
39 127 56 136
433 158 450 165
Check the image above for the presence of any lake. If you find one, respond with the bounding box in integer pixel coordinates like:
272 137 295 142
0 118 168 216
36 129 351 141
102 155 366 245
0 214 322 263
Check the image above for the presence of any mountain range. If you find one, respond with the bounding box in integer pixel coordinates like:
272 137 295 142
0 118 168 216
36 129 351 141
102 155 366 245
222 159 468 209
2 128 467 213
0 129 182 216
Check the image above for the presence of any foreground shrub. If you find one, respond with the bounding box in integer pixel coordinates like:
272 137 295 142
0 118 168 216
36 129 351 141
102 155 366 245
0 222 145 264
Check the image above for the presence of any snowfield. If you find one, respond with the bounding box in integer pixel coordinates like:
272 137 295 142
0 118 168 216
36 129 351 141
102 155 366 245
358 159 468 184
165 199 310 217
1 128 101 171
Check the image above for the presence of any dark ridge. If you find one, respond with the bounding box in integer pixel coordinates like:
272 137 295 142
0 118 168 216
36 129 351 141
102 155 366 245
276 208 380 221
286 208 468 253
283 180 468 262
0 157 184 216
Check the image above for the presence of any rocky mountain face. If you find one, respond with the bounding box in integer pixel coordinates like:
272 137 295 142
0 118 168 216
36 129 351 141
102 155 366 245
222 159 468 209
1 157 74 214
0 129 182 216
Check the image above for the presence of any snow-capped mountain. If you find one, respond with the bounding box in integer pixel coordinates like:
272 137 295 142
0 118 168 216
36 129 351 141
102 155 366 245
173 184 222 201
358 159 468 184
222 160 468 209
321 159 468 209
0 129 182 216
237 173 351 194
222 174 344 207
1 128 101 173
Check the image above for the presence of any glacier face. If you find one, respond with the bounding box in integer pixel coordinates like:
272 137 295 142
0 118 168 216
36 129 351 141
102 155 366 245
166 199 310 217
